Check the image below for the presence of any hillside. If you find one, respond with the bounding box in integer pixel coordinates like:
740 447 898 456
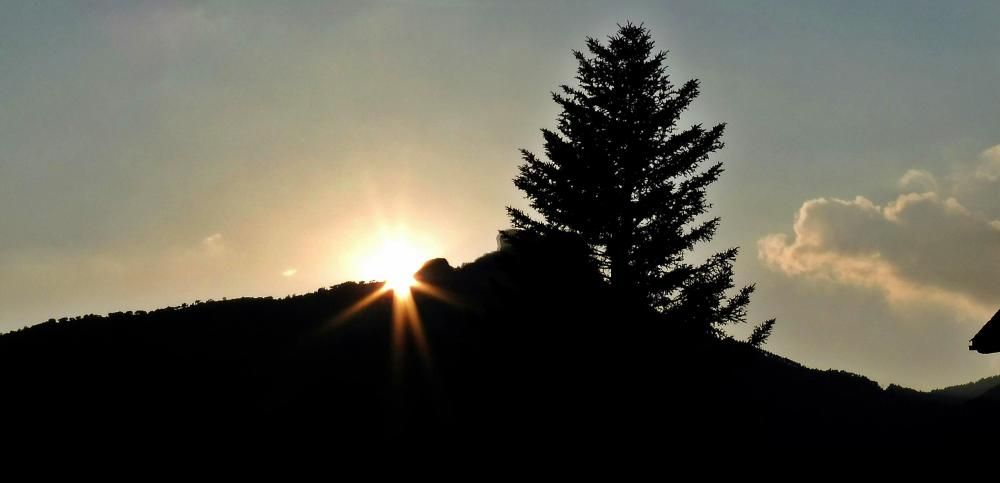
930 375 1000 402
2 233 999 448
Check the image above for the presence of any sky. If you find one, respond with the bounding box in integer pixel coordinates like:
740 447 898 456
1 0 998 390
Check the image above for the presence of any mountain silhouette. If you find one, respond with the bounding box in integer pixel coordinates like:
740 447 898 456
929 374 1000 402
2 232 999 448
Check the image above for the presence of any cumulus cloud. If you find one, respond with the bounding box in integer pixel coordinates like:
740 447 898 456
898 169 938 193
947 147 1000 220
760 146 1000 320
977 145 1000 182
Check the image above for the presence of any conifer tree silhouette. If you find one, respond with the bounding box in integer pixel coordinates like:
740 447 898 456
508 23 774 341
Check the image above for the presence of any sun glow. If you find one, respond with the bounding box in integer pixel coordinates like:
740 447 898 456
330 227 460 386
360 235 428 295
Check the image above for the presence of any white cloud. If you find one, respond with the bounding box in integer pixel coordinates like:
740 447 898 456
282 268 298 277
898 169 938 193
202 233 225 254
948 146 1000 219
759 147 1000 320
976 145 1000 182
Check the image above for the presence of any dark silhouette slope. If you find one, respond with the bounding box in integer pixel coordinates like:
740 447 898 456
2 233 998 448
930 374 1000 402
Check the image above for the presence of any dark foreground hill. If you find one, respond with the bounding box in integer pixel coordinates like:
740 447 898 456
2 234 999 449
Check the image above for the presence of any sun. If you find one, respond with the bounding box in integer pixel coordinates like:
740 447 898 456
360 235 428 295
333 228 454 382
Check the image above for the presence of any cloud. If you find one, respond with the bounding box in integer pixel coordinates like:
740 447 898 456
759 146 1000 320
202 233 225 253
977 145 1000 182
898 169 938 193
947 147 1000 219
282 268 298 277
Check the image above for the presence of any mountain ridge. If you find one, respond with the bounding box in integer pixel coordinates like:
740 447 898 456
2 234 999 447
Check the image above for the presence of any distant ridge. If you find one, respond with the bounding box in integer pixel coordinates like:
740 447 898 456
930 374 1000 402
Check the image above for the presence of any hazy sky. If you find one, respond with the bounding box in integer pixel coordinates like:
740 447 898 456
2 0 998 389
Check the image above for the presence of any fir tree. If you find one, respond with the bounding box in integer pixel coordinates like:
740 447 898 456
507 23 774 341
